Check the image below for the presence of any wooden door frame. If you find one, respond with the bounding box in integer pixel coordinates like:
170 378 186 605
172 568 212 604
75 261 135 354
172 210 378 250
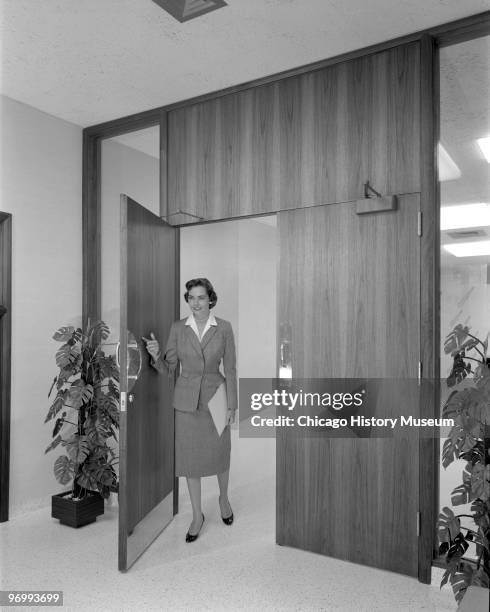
0 212 12 523
82 12 490 581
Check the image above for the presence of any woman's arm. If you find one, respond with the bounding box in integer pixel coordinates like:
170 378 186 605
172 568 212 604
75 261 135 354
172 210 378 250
223 322 238 415
143 324 178 374
161 322 178 373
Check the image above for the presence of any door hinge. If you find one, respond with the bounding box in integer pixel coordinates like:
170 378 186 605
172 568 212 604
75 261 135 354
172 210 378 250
120 391 127 413
417 511 421 537
417 211 422 237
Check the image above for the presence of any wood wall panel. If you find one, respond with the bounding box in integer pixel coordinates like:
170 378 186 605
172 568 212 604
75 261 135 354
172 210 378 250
167 42 420 224
418 34 439 584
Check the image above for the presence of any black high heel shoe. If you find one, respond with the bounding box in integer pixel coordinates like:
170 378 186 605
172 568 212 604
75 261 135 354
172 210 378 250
220 497 234 525
185 513 204 543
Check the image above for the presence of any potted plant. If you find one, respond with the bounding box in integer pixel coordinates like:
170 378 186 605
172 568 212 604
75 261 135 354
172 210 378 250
437 324 490 604
45 320 120 527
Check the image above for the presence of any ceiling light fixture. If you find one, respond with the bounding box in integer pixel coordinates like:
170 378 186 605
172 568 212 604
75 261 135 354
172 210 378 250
151 0 227 22
477 137 490 163
443 240 490 257
441 203 490 231
438 143 461 181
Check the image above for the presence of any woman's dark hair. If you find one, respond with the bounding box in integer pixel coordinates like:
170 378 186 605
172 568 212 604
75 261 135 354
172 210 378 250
184 278 218 309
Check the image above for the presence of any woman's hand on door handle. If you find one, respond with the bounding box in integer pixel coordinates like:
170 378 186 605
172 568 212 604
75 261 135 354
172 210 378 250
142 332 161 361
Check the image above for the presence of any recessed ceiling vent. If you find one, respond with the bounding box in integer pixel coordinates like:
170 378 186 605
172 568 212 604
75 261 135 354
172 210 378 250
447 229 487 240
152 0 227 22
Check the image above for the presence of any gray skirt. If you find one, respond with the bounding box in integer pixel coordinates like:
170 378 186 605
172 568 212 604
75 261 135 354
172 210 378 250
175 405 231 477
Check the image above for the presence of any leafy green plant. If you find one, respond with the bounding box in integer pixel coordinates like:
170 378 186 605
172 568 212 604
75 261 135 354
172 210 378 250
437 324 490 603
45 320 119 499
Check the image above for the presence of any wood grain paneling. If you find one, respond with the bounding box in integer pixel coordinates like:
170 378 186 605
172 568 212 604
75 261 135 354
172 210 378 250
82 133 101 325
276 196 421 576
418 34 439 584
119 196 176 570
167 43 420 224
0 213 12 523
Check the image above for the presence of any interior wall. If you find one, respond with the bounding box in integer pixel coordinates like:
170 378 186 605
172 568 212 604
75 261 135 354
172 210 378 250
179 217 277 491
100 135 159 344
0 95 83 517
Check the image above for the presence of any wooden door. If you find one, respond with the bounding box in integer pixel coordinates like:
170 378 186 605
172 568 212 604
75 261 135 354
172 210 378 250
119 195 178 571
276 195 421 576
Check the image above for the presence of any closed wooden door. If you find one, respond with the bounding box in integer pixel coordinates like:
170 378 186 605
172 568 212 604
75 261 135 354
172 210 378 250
119 195 177 571
276 195 421 576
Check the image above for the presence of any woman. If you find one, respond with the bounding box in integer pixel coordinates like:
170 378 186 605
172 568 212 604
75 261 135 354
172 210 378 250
143 278 237 543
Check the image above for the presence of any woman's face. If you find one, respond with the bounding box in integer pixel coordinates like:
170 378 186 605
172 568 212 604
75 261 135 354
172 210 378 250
187 285 210 319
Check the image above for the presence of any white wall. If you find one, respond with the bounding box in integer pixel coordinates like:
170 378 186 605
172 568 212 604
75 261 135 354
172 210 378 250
0 95 83 517
179 217 277 379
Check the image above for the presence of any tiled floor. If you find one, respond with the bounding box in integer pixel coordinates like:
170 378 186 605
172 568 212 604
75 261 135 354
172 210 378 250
1 434 457 612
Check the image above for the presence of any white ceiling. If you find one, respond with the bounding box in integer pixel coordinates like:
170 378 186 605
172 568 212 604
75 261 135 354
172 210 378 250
1 0 489 127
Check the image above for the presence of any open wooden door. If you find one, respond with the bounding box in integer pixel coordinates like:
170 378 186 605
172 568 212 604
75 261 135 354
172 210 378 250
119 195 178 571
276 195 422 577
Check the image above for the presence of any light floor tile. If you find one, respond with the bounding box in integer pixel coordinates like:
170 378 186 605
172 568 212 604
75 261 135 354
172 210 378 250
1 434 457 611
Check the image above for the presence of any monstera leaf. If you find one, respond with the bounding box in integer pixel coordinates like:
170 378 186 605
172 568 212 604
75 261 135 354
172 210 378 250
53 326 75 342
87 320 110 347
64 434 90 464
442 413 481 469
76 460 116 497
471 499 490 528
437 506 461 544
65 381 93 410
55 343 82 370
53 455 75 485
84 417 111 446
45 435 63 454
469 463 487 501
460 440 484 466
447 353 472 387
45 392 66 423
444 324 471 355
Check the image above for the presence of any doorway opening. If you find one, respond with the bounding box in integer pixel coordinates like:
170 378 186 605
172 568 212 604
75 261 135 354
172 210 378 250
179 215 278 522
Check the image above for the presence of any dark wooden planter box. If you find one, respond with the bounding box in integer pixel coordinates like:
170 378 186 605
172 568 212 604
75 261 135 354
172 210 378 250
52 491 104 528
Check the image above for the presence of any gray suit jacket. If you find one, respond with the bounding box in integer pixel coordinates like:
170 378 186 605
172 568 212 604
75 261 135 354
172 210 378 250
153 316 237 413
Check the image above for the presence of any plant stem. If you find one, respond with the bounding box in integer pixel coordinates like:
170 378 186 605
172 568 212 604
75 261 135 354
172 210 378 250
461 356 481 364
462 333 486 358
464 331 484 343
456 514 477 520
458 526 480 538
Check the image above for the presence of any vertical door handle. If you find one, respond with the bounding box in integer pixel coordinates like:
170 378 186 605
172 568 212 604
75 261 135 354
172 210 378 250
279 323 292 382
